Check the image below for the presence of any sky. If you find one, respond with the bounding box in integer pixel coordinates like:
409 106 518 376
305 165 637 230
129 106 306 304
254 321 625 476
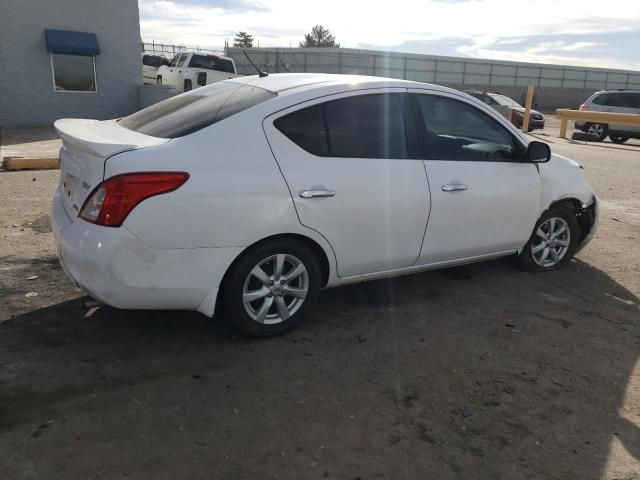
138 0 640 71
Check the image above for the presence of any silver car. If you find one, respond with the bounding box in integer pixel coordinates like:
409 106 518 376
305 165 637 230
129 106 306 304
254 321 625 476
575 89 640 144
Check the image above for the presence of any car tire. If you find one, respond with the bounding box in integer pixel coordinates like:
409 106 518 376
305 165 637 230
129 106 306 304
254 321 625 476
517 206 580 272
586 123 608 142
222 239 321 337
609 135 629 144
156 76 162 85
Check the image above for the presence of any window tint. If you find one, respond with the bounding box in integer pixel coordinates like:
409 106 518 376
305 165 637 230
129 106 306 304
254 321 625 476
51 53 96 92
142 55 165 68
415 94 516 161
594 92 640 108
593 93 610 106
274 105 328 156
177 54 187 67
275 94 408 159
119 82 276 138
606 93 638 108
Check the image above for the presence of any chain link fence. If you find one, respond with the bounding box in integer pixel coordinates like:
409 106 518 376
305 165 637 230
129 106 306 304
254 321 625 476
142 41 225 60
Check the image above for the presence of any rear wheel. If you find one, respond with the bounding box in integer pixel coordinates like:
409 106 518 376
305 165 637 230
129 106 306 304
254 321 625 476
517 206 580 272
586 123 608 141
609 135 629 144
222 239 321 337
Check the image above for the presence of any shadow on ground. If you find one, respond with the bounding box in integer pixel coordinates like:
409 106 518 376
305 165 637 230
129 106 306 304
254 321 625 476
1 258 639 479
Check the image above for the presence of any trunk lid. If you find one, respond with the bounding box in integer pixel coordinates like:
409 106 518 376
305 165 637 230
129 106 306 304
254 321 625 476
54 118 169 219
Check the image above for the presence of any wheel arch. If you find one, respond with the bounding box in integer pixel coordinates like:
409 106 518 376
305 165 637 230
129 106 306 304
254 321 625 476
221 233 332 290
546 197 596 245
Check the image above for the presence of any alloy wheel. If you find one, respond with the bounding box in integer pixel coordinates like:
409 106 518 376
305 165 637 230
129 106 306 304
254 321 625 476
587 124 605 139
242 254 309 325
531 217 571 268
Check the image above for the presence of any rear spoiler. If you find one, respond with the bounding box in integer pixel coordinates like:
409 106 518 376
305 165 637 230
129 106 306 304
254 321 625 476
54 118 168 158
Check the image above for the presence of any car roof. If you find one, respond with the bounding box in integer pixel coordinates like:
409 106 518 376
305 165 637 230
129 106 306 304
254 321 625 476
595 89 640 94
225 73 449 94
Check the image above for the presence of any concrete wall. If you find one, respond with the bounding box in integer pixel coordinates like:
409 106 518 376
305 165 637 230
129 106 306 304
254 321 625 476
0 0 142 127
229 47 640 110
138 85 177 109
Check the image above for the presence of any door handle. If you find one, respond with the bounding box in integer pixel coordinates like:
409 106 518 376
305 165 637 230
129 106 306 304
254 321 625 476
299 189 336 198
441 183 468 192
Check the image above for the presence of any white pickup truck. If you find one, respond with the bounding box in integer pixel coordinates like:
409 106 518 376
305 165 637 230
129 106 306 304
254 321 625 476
142 54 169 85
156 52 239 92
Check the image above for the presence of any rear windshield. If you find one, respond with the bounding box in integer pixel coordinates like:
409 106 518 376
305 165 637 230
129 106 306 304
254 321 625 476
189 54 236 73
118 82 276 138
142 55 166 67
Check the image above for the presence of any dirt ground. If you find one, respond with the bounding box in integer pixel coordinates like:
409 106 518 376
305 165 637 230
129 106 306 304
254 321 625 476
0 122 639 479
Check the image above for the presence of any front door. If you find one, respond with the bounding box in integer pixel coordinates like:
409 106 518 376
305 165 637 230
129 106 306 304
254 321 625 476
408 90 541 265
264 90 431 277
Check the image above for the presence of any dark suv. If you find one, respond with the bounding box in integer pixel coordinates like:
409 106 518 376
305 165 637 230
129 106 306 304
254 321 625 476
465 90 545 131
576 90 640 143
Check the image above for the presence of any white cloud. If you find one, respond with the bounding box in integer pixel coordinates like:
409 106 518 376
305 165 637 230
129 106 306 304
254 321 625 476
138 0 640 68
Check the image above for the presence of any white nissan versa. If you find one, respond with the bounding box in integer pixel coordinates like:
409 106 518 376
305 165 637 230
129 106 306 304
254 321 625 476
52 73 598 336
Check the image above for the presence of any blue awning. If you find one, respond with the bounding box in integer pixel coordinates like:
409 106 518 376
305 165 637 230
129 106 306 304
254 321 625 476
45 29 100 55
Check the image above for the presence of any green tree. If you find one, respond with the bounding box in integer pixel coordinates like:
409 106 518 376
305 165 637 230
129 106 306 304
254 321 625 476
233 31 254 48
299 25 339 48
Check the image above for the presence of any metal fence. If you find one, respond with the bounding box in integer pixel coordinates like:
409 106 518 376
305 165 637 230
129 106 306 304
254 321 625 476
142 41 224 60
227 47 640 91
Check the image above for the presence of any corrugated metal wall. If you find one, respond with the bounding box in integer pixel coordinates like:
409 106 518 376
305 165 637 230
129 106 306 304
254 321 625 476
228 47 640 91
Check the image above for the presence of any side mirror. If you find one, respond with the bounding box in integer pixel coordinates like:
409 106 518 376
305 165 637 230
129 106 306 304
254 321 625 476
527 141 551 163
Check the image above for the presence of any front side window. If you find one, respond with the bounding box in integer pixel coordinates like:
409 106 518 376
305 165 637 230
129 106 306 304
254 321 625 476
414 94 517 161
168 54 180 67
118 81 276 138
275 93 408 159
177 54 187 67
51 53 96 92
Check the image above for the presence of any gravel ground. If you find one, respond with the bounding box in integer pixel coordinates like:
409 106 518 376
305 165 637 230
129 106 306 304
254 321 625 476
0 124 639 479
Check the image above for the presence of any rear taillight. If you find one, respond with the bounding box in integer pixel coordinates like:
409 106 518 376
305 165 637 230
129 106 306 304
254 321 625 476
579 104 589 111
79 172 189 227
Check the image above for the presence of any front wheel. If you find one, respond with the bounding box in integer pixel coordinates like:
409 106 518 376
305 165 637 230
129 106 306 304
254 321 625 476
586 123 608 141
517 206 580 272
156 75 162 85
222 239 321 337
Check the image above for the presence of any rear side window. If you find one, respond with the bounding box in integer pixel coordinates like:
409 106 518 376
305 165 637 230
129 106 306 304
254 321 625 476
275 93 408 159
594 92 640 108
189 55 236 73
119 82 276 138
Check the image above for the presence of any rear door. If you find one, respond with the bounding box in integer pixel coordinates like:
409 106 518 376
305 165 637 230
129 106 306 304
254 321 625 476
264 90 431 277
408 90 541 265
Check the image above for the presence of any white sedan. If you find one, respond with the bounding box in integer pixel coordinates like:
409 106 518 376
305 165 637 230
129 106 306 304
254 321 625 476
51 74 598 336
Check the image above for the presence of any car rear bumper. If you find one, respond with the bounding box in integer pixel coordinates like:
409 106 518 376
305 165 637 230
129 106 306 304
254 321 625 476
51 189 242 316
